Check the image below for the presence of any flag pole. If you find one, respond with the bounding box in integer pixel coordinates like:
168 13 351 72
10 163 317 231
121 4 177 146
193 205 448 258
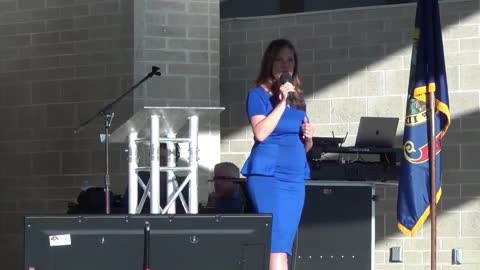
428 88 437 270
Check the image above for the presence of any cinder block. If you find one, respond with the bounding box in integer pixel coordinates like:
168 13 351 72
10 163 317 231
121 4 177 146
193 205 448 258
279 25 314 39
90 1 119 15
32 152 61 175
366 96 404 117
167 13 209 27
18 0 45 10
147 1 186 12
167 38 209 50
314 22 349 36
331 98 367 122
16 21 46 34
460 65 480 90
46 18 74 31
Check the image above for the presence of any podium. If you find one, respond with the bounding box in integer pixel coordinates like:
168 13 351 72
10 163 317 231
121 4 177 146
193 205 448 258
110 106 224 215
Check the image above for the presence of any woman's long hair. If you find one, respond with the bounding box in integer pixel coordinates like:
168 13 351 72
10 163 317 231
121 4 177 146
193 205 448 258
255 39 305 110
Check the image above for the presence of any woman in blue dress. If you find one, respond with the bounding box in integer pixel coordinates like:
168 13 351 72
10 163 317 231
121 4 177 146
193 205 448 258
241 39 315 270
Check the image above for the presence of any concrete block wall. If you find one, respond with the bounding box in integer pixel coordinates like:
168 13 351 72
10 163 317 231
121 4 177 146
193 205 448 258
0 1 134 268
220 0 480 269
133 0 220 108
0 0 220 269
132 0 221 201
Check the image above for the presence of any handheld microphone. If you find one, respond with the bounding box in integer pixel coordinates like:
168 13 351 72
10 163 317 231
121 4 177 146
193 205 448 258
279 72 292 84
279 73 294 102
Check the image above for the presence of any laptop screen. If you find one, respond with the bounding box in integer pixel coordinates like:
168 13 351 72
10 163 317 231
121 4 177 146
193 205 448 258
354 117 399 148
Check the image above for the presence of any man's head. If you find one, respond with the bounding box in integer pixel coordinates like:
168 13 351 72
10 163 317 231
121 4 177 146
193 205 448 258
213 162 240 198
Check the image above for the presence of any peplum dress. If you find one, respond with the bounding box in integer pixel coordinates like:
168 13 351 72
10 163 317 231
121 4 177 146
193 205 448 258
241 87 310 255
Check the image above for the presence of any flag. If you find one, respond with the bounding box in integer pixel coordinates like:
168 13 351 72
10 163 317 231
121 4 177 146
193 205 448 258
397 0 451 237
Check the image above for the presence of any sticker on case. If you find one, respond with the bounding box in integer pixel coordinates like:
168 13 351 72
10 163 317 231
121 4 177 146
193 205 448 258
49 234 71 247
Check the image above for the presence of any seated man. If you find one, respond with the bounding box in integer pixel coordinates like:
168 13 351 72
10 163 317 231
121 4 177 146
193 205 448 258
207 162 244 214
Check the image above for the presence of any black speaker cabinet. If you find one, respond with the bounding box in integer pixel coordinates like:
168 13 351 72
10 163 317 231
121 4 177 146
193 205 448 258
25 214 272 270
292 182 375 270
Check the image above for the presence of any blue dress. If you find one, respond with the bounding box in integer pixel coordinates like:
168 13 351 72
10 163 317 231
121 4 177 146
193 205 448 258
241 87 310 255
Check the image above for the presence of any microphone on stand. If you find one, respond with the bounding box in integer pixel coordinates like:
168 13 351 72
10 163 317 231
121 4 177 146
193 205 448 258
279 73 294 102
148 66 162 78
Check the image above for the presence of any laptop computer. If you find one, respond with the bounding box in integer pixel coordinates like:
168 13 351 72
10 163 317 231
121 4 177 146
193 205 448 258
354 116 399 148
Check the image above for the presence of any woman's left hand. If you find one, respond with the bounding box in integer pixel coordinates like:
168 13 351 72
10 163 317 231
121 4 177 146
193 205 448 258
301 117 314 141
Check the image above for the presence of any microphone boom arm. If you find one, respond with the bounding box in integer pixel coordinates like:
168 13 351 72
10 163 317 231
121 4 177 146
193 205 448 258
74 66 161 134
73 66 161 215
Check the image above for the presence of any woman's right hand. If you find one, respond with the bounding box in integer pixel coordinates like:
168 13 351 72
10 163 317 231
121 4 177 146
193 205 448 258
279 82 295 102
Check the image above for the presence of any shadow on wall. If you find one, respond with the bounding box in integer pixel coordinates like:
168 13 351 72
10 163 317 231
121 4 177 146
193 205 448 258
374 109 480 242
220 0 479 140
219 0 480 252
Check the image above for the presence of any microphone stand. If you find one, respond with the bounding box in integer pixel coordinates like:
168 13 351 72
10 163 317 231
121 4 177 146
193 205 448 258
143 222 151 270
74 66 162 214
